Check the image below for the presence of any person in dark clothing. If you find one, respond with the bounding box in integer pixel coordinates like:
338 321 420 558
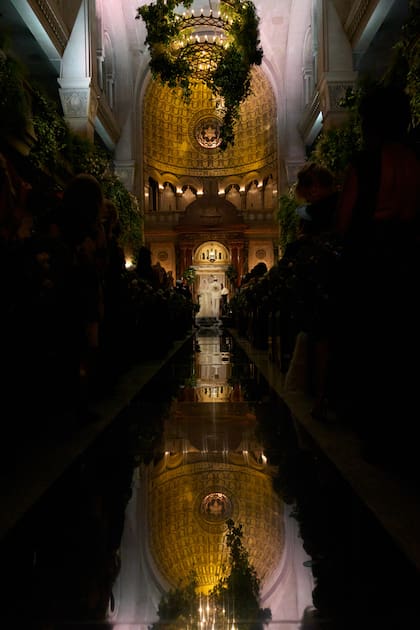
134 245 157 288
334 84 420 473
285 163 341 420
56 173 106 419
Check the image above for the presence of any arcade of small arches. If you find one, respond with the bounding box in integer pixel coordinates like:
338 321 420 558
147 175 276 213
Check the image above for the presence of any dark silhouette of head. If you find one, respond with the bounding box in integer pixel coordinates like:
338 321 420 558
358 84 412 147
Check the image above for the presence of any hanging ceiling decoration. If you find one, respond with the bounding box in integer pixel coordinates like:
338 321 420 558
136 0 263 150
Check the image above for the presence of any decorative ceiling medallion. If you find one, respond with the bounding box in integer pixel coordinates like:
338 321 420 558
195 117 222 149
199 492 233 523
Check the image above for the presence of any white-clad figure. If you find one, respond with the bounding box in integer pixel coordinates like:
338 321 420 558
198 276 211 317
209 278 221 318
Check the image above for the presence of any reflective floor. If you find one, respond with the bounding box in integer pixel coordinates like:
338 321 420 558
1 323 419 629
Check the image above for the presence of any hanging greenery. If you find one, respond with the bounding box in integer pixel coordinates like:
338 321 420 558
102 174 144 255
29 87 69 175
182 265 196 285
382 0 420 127
8 64 144 254
277 190 299 256
308 3 420 179
226 263 238 284
0 45 31 139
136 0 263 150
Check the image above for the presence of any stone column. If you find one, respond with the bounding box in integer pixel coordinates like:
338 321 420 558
317 0 357 129
58 0 97 141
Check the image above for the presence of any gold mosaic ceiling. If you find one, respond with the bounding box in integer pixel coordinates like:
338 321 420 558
142 66 277 180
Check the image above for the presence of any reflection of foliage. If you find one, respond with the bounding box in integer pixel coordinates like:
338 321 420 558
136 0 263 149
151 571 199 629
210 520 271 629
152 522 270 629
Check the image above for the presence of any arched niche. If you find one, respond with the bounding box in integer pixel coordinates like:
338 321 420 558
193 241 230 265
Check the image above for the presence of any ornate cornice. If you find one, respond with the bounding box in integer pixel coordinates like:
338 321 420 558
298 90 321 145
28 0 69 56
344 0 374 45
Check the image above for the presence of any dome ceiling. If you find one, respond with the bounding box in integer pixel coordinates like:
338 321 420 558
142 65 278 182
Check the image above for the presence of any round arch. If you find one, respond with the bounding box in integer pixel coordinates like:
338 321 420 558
192 241 231 319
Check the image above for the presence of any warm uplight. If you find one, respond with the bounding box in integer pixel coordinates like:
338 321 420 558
124 256 134 269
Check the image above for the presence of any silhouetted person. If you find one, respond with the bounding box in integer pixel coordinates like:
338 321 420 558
289 163 340 420
334 84 420 472
134 245 157 288
57 173 106 420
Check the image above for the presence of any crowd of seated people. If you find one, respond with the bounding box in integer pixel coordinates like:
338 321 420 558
232 84 420 480
0 163 195 440
1 84 419 480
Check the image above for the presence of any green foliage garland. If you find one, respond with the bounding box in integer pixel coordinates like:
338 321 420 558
136 0 263 149
0 47 30 138
102 175 144 255
383 0 420 127
182 265 196 285
277 191 299 256
0 51 143 256
29 88 69 174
